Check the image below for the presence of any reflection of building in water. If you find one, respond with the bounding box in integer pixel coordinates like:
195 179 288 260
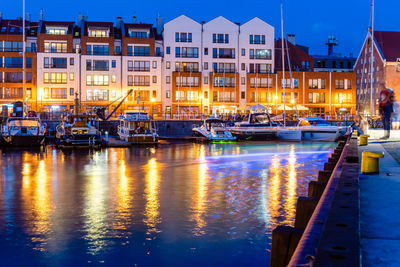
282 145 297 225
83 153 109 255
191 146 208 236
144 158 162 235
21 157 54 251
267 155 281 230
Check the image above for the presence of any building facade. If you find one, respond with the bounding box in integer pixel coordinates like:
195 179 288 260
0 13 357 118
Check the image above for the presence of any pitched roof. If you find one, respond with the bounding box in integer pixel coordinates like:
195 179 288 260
275 38 314 71
374 31 400 62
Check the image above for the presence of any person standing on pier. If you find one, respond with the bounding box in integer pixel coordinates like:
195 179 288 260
378 87 395 139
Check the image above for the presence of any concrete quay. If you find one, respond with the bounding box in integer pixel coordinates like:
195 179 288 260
359 129 400 266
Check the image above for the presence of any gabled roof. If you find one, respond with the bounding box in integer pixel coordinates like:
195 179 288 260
374 31 400 62
84 21 114 37
275 38 314 71
40 21 75 34
0 19 38 36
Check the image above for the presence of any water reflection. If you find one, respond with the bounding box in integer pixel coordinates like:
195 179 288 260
0 142 335 266
144 157 162 235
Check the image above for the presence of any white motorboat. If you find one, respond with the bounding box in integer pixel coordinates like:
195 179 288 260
229 113 278 140
298 117 341 142
276 126 302 141
118 112 158 145
1 116 46 147
192 118 236 142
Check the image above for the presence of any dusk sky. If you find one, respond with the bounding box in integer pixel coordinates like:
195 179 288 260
2 0 400 56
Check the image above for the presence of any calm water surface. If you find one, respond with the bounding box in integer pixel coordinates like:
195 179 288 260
0 142 335 266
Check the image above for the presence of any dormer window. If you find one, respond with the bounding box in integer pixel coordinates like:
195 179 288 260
46 27 67 35
129 30 149 38
88 28 109 37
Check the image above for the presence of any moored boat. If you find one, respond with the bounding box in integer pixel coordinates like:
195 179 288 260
117 112 158 145
55 114 102 148
298 117 341 142
192 118 236 142
229 113 278 140
1 116 46 147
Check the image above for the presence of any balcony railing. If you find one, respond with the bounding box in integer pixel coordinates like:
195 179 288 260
0 47 36 52
86 96 109 101
250 83 271 88
0 93 23 99
213 83 236 87
212 97 235 102
134 82 150 86
44 48 68 53
134 67 150 71
127 52 150 56
250 55 271 60
213 69 236 73
176 83 200 87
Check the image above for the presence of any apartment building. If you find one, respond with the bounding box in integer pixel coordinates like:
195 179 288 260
0 17 38 110
163 15 274 117
121 21 163 115
36 20 79 112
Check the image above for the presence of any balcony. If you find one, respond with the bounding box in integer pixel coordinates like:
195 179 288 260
213 83 236 87
213 68 235 73
44 48 68 53
250 83 270 88
87 96 109 101
134 67 150 72
176 83 200 87
0 47 36 52
0 93 23 99
127 52 150 57
212 97 235 102
250 55 271 60
133 82 150 86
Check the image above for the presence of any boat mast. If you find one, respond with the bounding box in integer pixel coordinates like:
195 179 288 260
281 3 286 126
370 0 374 117
22 0 26 116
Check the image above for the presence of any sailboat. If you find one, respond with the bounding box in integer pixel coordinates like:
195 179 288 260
1 1 47 147
276 4 302 141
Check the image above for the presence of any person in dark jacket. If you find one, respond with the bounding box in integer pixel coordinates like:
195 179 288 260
379 87 395 139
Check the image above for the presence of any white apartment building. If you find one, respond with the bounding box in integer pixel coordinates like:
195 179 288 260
163 15 275 116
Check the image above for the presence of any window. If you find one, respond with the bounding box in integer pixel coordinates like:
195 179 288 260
335 79 352 89
46 28 67 35
249 49 271 59
45 88 67 99
86 60 109 71
88 29 109 37
175 62 199 72
70 88 74 96
212 33 229 44
176 47 199 58
44 41 67 53
241 92 245 99
251 78 273 88
112 60 116 68
44 72 67 84
86 74 109 86
204 48 208 55
212 48 235 59
175 32 192 42
241 77 245 85
166 47 170 54
70 73 74 81
115 46 121 55
249 63 271 73
213 63 235 73
281 78 298 88
166 76 171 84
204 77 208 84
46 58 67 68
70 58 74 66
129 31 149 38
134 46 150 56
213 77 236 87
3 41 23 52
86 89 109 101
241 49 245 56
153 75 157 83
249 35 265 44
176 76 199 87
112 75 116 83
86 44 109 55
134 61 150 71
128 75 133 86
241 63 245 71
166 61 170 69
152 61 157 69
309 93 325 103
128 61 133 71
308 79 326 89
336 93 352 104
134 75 150 86
44 57 49 68
204 62 208 70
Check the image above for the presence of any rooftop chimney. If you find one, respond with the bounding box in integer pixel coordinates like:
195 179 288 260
287 34 296 46
156 14 164 35
132 12 137 23
0 12 3 21
39 9 43 21
26 13 31 22
116 16 123 29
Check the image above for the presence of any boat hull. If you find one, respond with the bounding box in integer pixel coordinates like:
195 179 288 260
230 128 277 141
56 134 103 148
277 128 302 141
119 134 159 145
300 129 340 142
2 135 45 147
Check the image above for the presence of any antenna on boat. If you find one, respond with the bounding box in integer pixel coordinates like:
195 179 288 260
22 0 26 116
281 3 286 127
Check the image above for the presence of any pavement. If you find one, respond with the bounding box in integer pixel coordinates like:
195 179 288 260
359 129 400 266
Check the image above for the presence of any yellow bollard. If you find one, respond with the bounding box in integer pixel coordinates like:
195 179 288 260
359 134 370 146
361 151 384 174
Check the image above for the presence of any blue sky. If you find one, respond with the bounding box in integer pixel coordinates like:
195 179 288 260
2 0 400 56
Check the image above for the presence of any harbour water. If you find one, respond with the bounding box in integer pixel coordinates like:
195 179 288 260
0 141 336 266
